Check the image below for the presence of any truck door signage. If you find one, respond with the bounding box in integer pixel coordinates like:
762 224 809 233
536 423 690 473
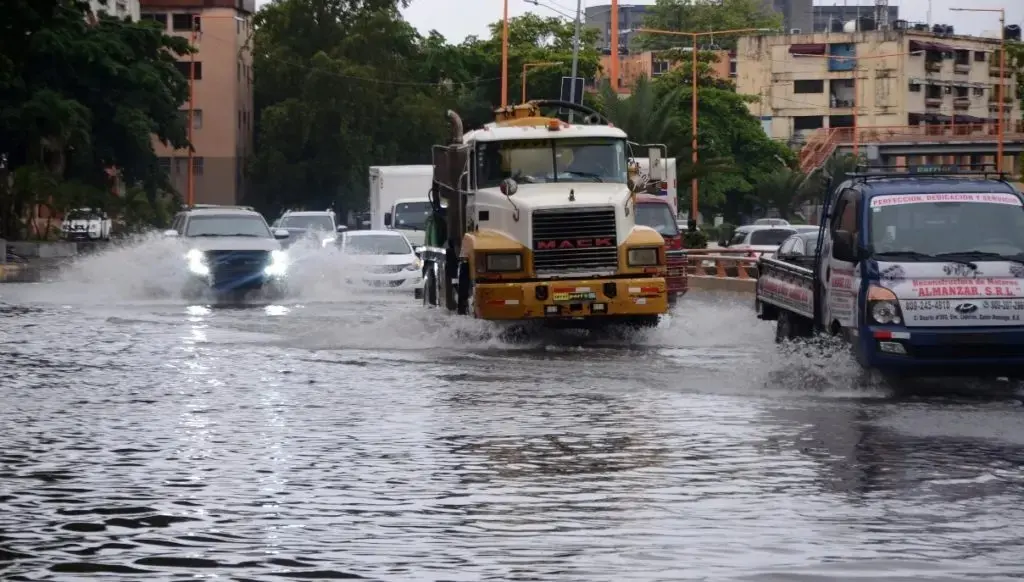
535 238 614 250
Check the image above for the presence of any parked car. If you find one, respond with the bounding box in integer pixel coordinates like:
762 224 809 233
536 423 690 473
720 225 797 259
61 208 112 242
772 230 822 270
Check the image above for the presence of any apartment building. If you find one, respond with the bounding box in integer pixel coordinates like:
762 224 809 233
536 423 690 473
88 0 140 21
736 28 1024 172
139 0 255 206
594 49 735 93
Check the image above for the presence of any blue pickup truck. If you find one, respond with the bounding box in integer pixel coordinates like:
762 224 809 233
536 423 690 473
754 169 1024 379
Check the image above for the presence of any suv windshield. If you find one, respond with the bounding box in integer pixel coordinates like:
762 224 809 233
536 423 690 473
870 193 1024 255
67 209 103 220
344 234 412 255
186 215 272 237
477 138 628 187
392 202 431 230
636 202 678 236
279 215 334 231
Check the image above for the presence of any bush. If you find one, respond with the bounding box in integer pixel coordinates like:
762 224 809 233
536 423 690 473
683 229 708 249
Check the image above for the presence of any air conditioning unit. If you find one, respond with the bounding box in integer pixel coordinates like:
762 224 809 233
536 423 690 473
790 28 801 34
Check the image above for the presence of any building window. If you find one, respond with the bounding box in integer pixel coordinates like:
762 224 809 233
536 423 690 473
973 87 985 97
793 116 824 131
794 80 824 94
908 82 921 92
238 110 243 130
171 13 197 31
180 109 202 129
157 157 172 175
192 157 204 177
141 13 167 27
954 50 969 66
975 51 987 62
237 62 242 81
174 157 188 175
174 61 202 80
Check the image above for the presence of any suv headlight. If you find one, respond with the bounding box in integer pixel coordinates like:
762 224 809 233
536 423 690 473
868 285 902 325
402 257 423 271
484 253 522 272
265 250 288 276
627 247 660 267
186 249 209 276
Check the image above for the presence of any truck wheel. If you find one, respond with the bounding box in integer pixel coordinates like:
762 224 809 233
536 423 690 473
625 315 660 329
456 261 473 316
423 265 438 307
775 311 794 343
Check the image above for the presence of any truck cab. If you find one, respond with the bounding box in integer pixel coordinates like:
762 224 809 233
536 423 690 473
420 101 670 328
756 169 1024 378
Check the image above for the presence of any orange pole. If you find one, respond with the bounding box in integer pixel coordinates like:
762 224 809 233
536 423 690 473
998 9 1005 172
187 19 197 207
501 0 509 107
852 61 859 158
610 0 619 92
691 34 698 224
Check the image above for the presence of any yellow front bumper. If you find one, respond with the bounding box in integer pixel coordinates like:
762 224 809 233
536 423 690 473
475 277 669 321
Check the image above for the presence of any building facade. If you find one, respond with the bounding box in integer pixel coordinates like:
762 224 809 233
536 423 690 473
811 4 899 34
735 29 1023 172
88 0 141 21
584 3 650 54
139 0 255 206
594 49 734 93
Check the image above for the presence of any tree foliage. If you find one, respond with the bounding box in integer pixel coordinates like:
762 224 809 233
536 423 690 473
0 0 191 239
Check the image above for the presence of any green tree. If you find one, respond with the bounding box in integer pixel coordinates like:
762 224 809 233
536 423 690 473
0 0 191 239
754 167 810 220
635 0 782 51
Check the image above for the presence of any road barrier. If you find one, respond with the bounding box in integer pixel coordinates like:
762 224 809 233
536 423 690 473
682 249 759 294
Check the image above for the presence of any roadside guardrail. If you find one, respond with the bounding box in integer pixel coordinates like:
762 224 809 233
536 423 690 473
682 249 759 294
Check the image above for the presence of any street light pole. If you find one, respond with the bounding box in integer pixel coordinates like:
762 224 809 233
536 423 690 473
568 0 582 122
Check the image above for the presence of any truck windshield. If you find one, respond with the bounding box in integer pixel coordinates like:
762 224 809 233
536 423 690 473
636 202 678 236
392 201 431 230
477 138 628 188
869 193 1024 256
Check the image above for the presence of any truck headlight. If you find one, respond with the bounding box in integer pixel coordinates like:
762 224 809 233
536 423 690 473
264 250 288 277
186 249 209 276
627 247 660 267
868 285 902 325
485 253 522 272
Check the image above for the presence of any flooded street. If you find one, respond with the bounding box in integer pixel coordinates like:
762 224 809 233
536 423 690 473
3 238 1024 581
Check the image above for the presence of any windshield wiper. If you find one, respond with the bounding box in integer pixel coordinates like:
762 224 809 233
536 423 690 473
562 171 604 182
935 250 1024 267
875 250 976 269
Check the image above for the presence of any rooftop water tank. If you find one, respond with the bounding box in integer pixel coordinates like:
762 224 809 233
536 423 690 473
843 19 857 33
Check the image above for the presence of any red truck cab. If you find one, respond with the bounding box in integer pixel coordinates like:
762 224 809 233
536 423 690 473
635 193 688 303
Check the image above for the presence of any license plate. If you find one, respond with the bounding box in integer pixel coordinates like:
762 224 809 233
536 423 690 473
553 291 596 302
939 333 990 345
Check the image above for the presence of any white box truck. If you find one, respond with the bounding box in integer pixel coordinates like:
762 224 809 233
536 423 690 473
368 165 433 246
632 157 678 218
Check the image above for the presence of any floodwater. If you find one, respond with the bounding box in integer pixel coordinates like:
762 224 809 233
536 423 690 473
2 234 1024 581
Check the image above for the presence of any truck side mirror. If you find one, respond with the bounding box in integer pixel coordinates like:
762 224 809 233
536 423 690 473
499 178 518 196
831 230 859 262
384 212 392 227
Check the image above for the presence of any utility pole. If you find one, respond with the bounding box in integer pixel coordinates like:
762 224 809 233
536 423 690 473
568 0 582 122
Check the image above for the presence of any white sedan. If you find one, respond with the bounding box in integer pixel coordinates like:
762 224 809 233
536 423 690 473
339 230 422 288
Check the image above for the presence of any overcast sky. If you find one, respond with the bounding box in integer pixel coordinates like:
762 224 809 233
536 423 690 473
399 0 1022 43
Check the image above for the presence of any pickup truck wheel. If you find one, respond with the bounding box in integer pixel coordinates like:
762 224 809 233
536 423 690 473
424 265 438 307
775 311 793 343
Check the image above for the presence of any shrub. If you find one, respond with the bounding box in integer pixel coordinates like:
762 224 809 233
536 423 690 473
683 229 709 249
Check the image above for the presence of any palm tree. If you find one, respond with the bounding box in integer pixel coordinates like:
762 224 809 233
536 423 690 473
755 167 810 220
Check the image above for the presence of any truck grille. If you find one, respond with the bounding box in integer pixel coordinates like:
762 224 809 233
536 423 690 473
532 207 618 275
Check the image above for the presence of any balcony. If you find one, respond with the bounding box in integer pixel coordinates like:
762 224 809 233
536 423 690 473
925 97 943 108
990 66 1013 77
953 97 970 110
954 63 971 74
925 61 942 73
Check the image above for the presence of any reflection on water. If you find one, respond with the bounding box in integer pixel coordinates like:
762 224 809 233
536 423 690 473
1 242 1024 580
